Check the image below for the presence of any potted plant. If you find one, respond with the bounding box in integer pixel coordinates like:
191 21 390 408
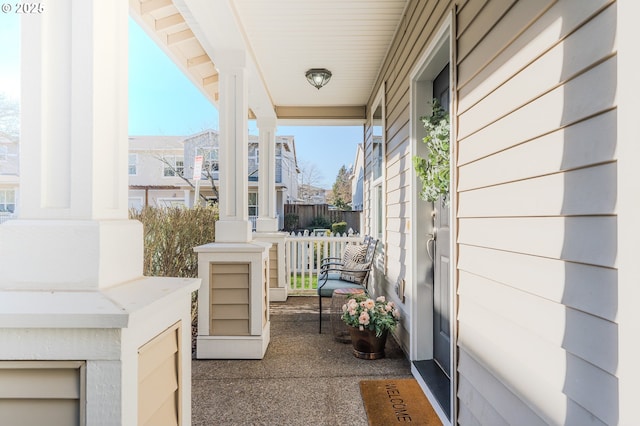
341 294 400 359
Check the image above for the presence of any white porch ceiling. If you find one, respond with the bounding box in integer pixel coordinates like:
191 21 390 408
130 0 409 122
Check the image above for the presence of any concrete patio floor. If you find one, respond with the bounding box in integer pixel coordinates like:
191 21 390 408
192 296 413 425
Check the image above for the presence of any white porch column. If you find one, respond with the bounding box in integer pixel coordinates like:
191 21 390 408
1 0 139 289
255 117 278 232
0 2 198 425
253 117 288 301
214 52 252 243
196 52 271 358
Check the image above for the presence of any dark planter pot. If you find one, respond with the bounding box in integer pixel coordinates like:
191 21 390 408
348 327 388 359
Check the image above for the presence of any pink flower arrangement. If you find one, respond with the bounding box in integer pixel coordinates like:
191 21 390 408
341 294 400 337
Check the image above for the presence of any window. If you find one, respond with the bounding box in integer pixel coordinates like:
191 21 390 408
0 189 16 213
163 155 184 177
248 192 258 217
0 146 7 162
128 154 137 175
370 92 385 242
374 184 383 240
248 144 259 181
202 148 219 179
275 144 282 183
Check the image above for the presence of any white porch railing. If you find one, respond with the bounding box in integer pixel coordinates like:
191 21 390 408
285 230 363 295
0 213 15 225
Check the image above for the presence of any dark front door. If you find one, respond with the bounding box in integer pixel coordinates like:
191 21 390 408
432 63 451 377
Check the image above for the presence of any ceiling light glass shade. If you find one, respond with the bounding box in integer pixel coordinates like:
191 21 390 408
305 68 332 89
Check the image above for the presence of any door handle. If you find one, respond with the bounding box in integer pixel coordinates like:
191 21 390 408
426 232 435 261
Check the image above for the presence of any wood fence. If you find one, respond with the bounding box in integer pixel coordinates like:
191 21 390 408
283 204 361 233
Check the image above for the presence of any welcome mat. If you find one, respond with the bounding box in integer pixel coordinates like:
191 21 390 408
360 378 442 426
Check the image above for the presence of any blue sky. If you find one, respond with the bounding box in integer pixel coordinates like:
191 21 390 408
129 18 362 188
0 15 362 189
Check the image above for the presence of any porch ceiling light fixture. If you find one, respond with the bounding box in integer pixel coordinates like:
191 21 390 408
305 68 332 90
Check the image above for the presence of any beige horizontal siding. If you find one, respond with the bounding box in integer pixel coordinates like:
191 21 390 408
457 375 511 426
138 323 180 426
458 55 616 165
459 271 617 374
458 0 612 111
458 163 616 217
456 0 489 38
459 299 616 425
458 216 616 267
459 349 584 426
458 3 616 139
457 0 518 63
458 244 617 322
0 361 83 426
457 109 616 191
456 1 617 425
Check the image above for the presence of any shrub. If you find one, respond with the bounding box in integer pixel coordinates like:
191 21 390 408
331 221 348 235
309 215 331 230
284 213 299 231
130 205 218 278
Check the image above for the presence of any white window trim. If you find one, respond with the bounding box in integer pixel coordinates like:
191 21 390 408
162 155 184 178
370 84 386 245
128 153 138 176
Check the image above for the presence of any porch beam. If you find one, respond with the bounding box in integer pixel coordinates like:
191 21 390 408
275 105 366 121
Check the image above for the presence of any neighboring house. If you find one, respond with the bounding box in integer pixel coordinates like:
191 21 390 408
0 134 19 223
128 135 190 210
181 130 298 230
297 184 327 204
129 130 299 230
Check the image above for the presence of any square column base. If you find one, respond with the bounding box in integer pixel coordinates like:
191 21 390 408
253 231 289 302
215 219 252 243
269 287 288 302
194 242 271 359
196 322 270 359
255 217 278 233
0 276 200 425
0 219 143 290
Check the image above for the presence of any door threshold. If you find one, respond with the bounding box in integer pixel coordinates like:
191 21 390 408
412 359 450 421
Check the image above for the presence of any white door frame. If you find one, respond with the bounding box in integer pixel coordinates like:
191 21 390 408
408 10 457 425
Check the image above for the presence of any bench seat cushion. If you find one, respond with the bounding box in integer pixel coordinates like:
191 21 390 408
317 278 365 297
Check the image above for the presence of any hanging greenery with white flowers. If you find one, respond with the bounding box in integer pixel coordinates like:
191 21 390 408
413 99 450 203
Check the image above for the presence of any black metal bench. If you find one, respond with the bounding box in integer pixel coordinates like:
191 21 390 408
317 237 378 333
